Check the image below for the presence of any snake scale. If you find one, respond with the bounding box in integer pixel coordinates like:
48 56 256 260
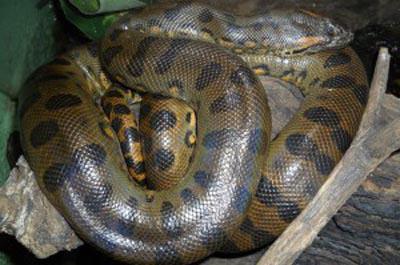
19 1 369 264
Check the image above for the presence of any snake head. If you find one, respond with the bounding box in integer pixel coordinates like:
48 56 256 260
268 8 353 56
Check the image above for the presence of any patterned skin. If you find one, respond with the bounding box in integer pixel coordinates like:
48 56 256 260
18 1 368 264
101 86 146 184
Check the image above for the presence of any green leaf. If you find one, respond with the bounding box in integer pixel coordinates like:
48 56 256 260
60 0 126 40
69 0 153 15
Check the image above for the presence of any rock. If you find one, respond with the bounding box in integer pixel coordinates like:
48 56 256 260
0 157 83 259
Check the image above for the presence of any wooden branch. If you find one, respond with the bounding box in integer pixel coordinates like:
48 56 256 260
257 48 397 265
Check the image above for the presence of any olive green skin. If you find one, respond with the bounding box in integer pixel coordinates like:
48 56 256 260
19 1 368 264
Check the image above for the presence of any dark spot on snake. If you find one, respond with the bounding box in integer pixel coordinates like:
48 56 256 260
73 143 107 167
150 109 177 132
104 89 124 98
43 163 78 192
113 104 131 115
331 127 352 154
110 218 135 237
238 217 275 248
127 196 138 209
126 158 145 174
285 133 318 157
140 103 151 119
257 176 302 222
313 153 335 175
184 130 195 148
198 8 214 23
98 122 113 140
201 27 214 37
87 42 98 57
234 186 251 213
252 22 263 31
154 244 183 265
195 62 222 90
324 52 351 68
143 135 153 154
303 107 340 128
45 94 82 110
168 79 185 95
49 57 71 66
83 182 113 213
120 140 131 155
109 28 124 41
277 200 301 223
188 154 194 164
102 102 113 117
155 39 190 74
322 74 356 88
248 128 266 154
222 239 242 253
30 120 59 148
310 77 321 87
180 188 196 203
255 176 280 207
161 201 183 238
230 65 257 87
194 170 212 188
154 148 175 171
127 36 157 77
111 118 123 133
134 161 145 175
281 69 294 77
203 128 238 149
102 45 124 67
145 192 154 203
209 91 242 114
352 84 369 106
298 70 307 80
19 90 41 119
124 126 141 143
185 112 192 123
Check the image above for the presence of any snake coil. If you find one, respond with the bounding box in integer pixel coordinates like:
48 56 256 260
19 1 368 264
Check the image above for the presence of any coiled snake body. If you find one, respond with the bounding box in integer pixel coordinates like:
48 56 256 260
19 2 368 264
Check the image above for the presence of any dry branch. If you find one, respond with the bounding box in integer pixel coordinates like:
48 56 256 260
257 48 397 265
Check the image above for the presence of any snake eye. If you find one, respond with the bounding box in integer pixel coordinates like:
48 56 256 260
325 24 336 37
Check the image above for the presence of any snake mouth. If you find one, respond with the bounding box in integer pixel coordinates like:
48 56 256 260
290 31 353 55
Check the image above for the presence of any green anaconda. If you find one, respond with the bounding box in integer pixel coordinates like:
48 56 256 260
18 1 369 264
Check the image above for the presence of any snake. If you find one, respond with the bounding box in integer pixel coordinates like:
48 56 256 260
18 1 369 264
